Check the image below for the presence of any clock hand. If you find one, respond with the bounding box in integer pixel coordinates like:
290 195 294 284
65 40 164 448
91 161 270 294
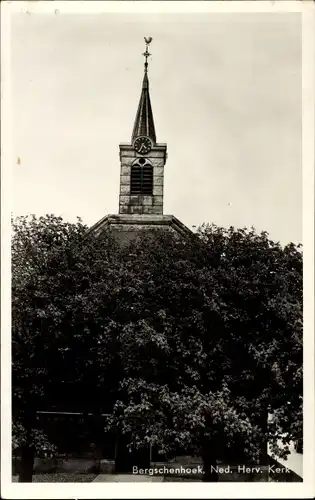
138 144 147 154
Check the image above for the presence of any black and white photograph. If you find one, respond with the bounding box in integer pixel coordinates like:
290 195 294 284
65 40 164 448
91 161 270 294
1 1 314 498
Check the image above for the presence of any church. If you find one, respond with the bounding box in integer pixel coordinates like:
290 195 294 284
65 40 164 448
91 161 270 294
88 38 192 241
88 38 193 472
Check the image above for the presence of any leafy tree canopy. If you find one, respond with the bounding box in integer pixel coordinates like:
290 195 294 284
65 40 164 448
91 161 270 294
12 215 302 480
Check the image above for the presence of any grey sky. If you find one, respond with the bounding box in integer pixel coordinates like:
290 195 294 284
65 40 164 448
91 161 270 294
11 12 302 245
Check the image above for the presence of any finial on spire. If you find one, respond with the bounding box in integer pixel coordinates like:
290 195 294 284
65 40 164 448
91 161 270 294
143 37 153 73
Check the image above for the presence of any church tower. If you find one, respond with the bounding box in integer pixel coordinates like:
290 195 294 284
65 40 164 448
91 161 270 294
119 40 166 216
90 38 191 241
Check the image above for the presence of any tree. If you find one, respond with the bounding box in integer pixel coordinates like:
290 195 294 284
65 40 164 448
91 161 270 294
104 226 302 480
12 216 302 481
12 215 84 480
12 215 122 480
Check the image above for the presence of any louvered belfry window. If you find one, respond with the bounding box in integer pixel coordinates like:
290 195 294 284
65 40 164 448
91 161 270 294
130 165 153 195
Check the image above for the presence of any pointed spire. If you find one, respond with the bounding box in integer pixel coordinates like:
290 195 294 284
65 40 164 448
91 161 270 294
132 38 156 144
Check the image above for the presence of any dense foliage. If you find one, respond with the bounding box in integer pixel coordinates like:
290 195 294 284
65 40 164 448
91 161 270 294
12 215 303 481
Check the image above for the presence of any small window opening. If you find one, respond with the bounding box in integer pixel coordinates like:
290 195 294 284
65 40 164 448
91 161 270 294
130 165 153 195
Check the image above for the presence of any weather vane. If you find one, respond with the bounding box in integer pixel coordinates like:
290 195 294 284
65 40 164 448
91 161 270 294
143 37 153 73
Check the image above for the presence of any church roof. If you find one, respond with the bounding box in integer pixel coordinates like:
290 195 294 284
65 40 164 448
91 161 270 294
131 69 156 144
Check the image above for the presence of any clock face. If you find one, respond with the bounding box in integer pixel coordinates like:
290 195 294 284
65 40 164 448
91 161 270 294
134 136 152 155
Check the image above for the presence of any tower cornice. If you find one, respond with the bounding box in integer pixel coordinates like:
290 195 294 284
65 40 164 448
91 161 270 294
119 143 167 164
119 143 167 149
